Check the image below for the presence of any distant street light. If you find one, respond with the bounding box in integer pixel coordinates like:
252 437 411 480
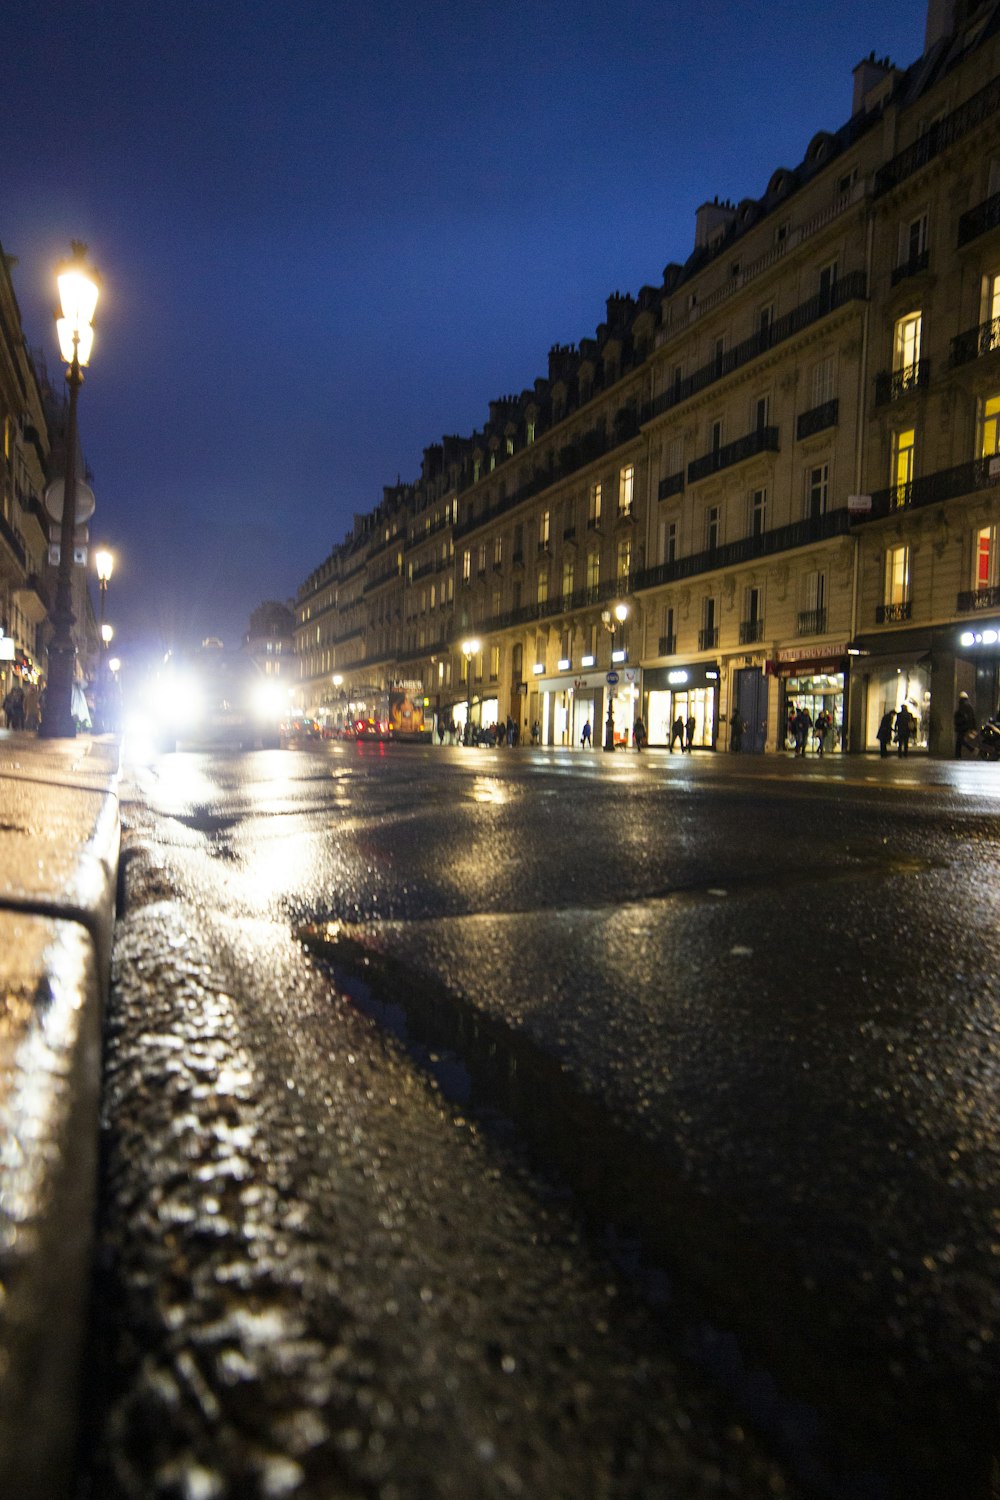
601 602 629 751
462 637 480 745
41 243 100 739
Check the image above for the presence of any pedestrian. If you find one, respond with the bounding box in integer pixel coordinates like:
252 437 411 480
670 715 684 752
814 708 830 756
23 681 40 732
531 720 540 746
684 713 695 752
876 709 895 758
786 705 797 750
633 717 646 751
506 714 515 747
3 681 24 730
954 691 977 758
581 718 592 748
894 703 913 756
794 705 812 756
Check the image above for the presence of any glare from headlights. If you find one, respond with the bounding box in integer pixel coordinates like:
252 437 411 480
254 680 282 718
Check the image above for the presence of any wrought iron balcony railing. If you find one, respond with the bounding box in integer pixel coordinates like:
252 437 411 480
698 626 719 650
890 248 929 285
658 471 684 500
875 601 912 624
796 399 839 441
796 608 828 636
958 189 1000 247
950 316 1000 367
739 619 764 644
658 633 676 655
873 360 929 405
688 425 779 484
957 584 1000 613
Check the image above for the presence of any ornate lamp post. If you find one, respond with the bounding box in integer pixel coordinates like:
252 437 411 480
461 637 480 745
41 244 99 739
601 602 629 751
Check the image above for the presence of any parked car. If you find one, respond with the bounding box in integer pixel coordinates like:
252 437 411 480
280 716 321 744
149 643 283 751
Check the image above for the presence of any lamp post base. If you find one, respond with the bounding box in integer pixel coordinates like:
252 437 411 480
604 711 615 752
38 639 78 739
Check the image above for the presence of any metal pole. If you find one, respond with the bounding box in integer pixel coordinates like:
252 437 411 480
604 626 615 751
40 355 82 738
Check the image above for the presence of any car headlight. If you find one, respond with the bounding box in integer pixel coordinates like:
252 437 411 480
253 681 282 719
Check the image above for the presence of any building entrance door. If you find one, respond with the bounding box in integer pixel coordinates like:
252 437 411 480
734 666 768 752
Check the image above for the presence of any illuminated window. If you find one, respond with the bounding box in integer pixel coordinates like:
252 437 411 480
616 537 631 579
586 551 600 590
527 421 536 444
893 310 922 373
505 437 514 456
618 465 634 515
489 452 496 472
462 549 471 582
490 645 500 678
562 558 574 599
981 394 1000 459
892 429 915 506
885 544 910 606
537 568 548 605
539 510 550 547
975 525 998 589
493 536 502 565
588 481 602 525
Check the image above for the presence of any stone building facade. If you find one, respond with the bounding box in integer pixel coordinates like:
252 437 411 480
295 0 1000 756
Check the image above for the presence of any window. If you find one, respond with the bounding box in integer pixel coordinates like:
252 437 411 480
462 549 471 583
711 417 724 453
616 537 631 580
745 585 762 623
885 544 910 606
806 463 829 520
975 525 998 590
663 519 677 562
805 569 826 613
562 558 574 599
489 645 500 679
703 595 717 633
489 452 497 472
752 394 770 430
477 543 487 575
618 465 634 516
893 311 922 374
493 535 502 566
587 551 600 590
811 355 835 407
663 605 675 646
527 421 536 444
757 304 773 336
893 429 915 505
537 568 548 605
713 336 725 369
705 504 720 550
750 487 767 537
505 436 514 456
980 394 1000 459
539 510 550 548
588 481 602 525
818 260 838 300
901 212 928 263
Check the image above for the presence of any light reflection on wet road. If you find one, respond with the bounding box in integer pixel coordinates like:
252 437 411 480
95 743 1000 1500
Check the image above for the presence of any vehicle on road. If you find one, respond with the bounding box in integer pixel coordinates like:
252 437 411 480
148 642 283 752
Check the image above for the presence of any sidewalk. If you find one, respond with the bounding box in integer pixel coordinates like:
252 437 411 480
0 731 120 1500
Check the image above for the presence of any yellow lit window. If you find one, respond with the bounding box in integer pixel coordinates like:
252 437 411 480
589 482 602 524
587 551 600 590
885 544 910 605
893 311 922 372
981 394 1000 459
617 538 631 579
619 465 634 515
537 568 548 605
562 559 574 599
893 429 915 505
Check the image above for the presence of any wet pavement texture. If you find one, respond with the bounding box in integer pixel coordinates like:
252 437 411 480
85 745 1000 1499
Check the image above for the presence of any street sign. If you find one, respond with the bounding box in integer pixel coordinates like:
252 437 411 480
606 671 619 685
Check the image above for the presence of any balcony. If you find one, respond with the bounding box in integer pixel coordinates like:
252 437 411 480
873 360 929 405
957 584 1000 613
739 619 764 644
586 516 602 531
698 626 719 650
658 633 676 655
688 425 779 484
875 601 912 624
875 74 1000 197
642 271 867 426
658 471 684 500
950 316 1000 367
890 248 929 285
864 453 1000 519
796 607 828 636
958 189 1000 247
635 508 851 593
796 399 839 441
616 505 635 523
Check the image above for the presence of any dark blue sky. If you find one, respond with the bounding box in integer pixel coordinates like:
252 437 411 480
3 0 928 658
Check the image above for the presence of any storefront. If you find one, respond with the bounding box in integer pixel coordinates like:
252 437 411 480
770 644 848 752
847 632 933 752
534 669 637 747
644 662 718 749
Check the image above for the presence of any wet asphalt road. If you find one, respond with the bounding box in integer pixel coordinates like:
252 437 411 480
85 743 1000 1500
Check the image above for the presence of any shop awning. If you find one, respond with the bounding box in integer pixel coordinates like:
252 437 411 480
849 649 930 672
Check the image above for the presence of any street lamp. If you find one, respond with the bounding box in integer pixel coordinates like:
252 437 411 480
41 243 100 739
461 637 480 745
601 602 629 751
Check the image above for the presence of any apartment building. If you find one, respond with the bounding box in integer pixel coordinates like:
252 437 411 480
295 0 1000 756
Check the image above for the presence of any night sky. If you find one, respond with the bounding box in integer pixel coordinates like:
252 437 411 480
3 0 928 662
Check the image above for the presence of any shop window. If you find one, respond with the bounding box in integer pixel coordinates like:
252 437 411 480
893 310 922 375
980 394 1000 460
806 463 828 520
750 487 767 537
884 544 910 606
974 524 998 590
618 465 634 516
892 429 915 507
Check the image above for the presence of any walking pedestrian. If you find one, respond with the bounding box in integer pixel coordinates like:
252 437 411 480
670 715 684 752
684 714 695 752
3 681 24 730
23 681 40 732
894 703 914 756
876 709 895 758
633 717 646 751
794 705 812 756
954 691 977 758
581 718 592 748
